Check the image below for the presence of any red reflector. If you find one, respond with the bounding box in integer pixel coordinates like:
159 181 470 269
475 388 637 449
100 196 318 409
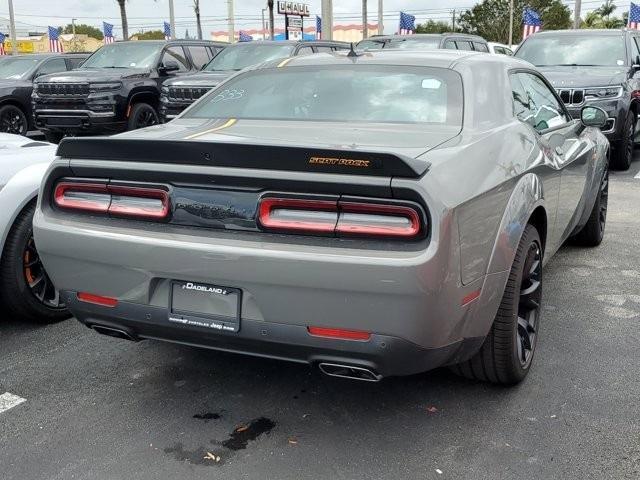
77 292 118 307
461 289 481 306
308 326 371 341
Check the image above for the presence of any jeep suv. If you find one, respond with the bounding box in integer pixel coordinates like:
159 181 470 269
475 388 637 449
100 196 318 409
516 29 640 170
357 33 490 52
160 40 349 122
32 40 227 142
0 53 88 136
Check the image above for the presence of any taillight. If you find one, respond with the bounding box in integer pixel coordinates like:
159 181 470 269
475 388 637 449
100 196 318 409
258 196 424 239
54 182 170 220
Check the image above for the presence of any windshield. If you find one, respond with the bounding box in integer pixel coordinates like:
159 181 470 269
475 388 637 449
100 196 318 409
185 65 463 126
516 34 626 67
81 42 162 69
204 44 295 72
0 57 40 79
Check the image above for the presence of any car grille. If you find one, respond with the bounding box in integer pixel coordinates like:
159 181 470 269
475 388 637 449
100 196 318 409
38 83 90 97
556 88 584 106
167 86 212 102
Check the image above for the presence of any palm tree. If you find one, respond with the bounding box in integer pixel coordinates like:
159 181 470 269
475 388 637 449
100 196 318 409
194 0 202 40
596 0 616 21
116 0 128 40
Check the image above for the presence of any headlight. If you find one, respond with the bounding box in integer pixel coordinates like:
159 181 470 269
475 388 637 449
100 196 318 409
161 85 169 94
32 83 39 92
89 82 122 93
585 86 623 100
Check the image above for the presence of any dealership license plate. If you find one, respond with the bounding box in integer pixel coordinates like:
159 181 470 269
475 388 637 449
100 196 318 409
169 281 241 333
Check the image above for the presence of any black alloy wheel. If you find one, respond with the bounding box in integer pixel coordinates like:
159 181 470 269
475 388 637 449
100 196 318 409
23 235 65 310
516 241 542 368
128 103 159 130
598 169 609 234
0 105 28 136
611 112 635 170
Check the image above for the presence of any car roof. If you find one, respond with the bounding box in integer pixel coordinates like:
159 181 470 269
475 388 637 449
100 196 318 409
115 39 228 45
531 29 626 37
258 48 527 70
227 40 347 46
362 33 487 42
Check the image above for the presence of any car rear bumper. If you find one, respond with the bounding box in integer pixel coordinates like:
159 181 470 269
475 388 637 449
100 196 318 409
34 210 506 377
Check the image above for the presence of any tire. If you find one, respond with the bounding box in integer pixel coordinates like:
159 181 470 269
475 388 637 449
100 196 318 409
611 111 635 171
572 167 608 247
43 131 64 144
451 224 542 385
0 202 69 323
127 103 159 131
0 104 28 136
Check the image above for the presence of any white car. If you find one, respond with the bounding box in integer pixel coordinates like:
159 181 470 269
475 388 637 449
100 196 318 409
0 133 68 322
488 42 514 56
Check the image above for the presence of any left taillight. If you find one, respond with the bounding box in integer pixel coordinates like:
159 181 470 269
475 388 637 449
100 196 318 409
53 182 170 220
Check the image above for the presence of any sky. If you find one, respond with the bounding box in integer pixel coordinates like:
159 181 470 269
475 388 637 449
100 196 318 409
0 0 623 38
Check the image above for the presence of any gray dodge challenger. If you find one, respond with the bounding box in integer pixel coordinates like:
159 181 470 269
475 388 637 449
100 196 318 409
33 50 610 385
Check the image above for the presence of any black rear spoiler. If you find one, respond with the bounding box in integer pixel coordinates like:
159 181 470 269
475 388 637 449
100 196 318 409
56 137 428 178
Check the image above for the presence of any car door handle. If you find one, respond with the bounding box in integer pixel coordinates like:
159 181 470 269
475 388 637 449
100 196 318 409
555 146 564 156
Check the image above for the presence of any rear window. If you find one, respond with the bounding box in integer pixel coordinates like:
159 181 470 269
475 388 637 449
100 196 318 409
184 65 463 126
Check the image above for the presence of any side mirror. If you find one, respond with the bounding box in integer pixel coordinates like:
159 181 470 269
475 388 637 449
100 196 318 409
581 105 608 128
160 60 180 74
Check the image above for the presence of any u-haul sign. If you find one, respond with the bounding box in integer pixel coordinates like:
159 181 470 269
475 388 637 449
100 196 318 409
277 2 310 17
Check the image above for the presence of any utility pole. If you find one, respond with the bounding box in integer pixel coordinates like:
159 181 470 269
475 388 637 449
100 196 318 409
452 9 456 32
262 8 267 40
362 0 368 39
508 0 514 48
227 0 235 43
7 0 16 55
573 0 582 29
268 0 274 40
168 0 176 38
377 0 383 35
321 0 333 40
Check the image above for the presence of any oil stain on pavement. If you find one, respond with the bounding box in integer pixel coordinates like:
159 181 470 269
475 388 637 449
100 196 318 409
164 416 276 466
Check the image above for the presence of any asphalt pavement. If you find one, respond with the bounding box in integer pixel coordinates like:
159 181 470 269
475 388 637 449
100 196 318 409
1 156 639 480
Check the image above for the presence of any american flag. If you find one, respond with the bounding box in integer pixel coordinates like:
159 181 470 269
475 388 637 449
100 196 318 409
398 11 416 35
103 22 115 44
48 26 64 53
0 33 6 56
163 21 172 41
239 31 253 42
522 7 542 40
316 15 322 40
629 2 640 29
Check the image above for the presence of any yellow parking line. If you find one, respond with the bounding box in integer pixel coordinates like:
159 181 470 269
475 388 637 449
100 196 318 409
184 118 237 140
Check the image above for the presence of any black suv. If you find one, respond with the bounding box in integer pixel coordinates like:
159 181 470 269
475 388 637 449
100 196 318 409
516 29 640 170
160 40 349 122
357 33 490 52
32 40 227 142
0 53 88 136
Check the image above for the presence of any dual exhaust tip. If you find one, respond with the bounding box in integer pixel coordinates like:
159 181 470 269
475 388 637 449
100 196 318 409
89 325 382 382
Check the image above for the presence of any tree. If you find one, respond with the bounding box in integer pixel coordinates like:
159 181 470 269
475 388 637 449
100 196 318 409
62 23 104 40
596 0 616 20
135 30 165 40
416 20 452 34
194 0 202 40
581 2 625 29
116 0 128 40
458 0 571 44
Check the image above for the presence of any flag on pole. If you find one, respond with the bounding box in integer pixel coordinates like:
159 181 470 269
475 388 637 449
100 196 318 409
163 21 172 40
398 12 416 35
48 26 64 53
316 15 322 39
239 31 253 42
103 22 115 44
629 2 640 29
522 7 542 40
0 33 6 56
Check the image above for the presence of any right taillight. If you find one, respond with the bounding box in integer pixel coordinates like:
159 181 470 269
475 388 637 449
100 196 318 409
257 196 424 239
53 182 170 220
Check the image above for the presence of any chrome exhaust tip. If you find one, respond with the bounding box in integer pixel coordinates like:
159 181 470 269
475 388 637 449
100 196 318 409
318 363 382 382
90 324 138 342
